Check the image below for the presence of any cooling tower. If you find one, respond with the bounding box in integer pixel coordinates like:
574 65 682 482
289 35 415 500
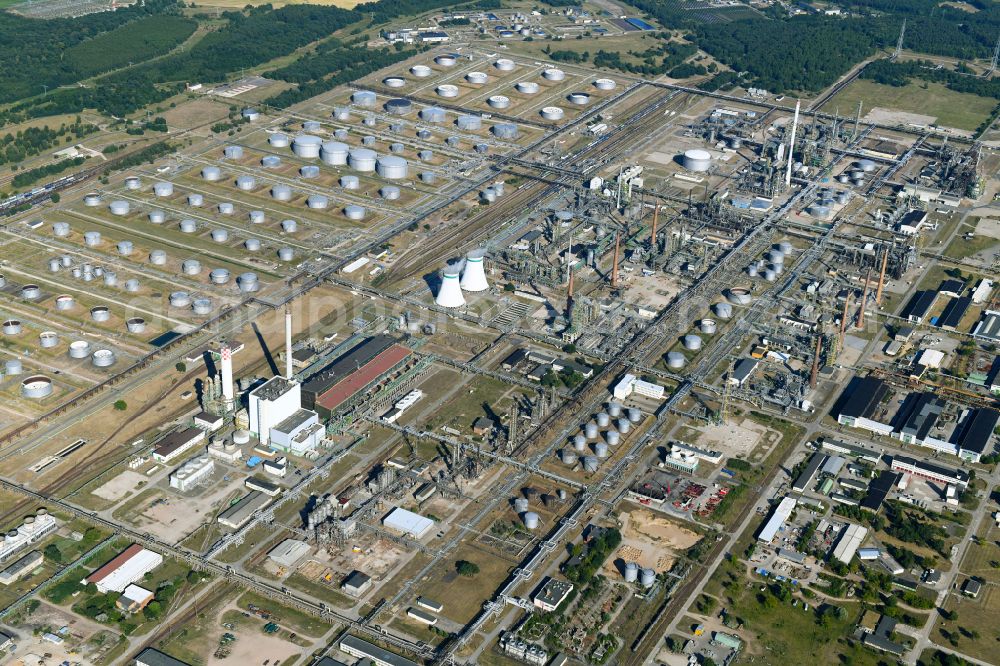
460 249 489 292
435 265 465 308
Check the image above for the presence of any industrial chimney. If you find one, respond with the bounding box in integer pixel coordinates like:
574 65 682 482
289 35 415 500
460 248 489 292
220 340 234 409
435 264 466 308
285 307 293 379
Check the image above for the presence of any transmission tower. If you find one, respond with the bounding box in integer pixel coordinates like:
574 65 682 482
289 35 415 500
989 33 1000 77
893 19 906 60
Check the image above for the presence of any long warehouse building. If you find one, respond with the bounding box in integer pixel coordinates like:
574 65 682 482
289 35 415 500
302 335 411 418
757 496 797 543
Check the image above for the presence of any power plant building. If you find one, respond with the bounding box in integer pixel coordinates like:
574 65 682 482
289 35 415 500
84 544 164 593
268 408 324 455
248 377 302 447
168 455 215 492
302 336 411 418
0 512 58 562
0 550 43 585
152 427 207 464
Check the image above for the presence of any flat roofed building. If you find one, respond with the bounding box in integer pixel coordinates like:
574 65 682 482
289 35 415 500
248 376 302 447
891 455 969 488
84 544 163 594
135 648 193 666
217 491 271 529
339 635 419 666
341 570 372 596
0 512 58 562
953 408 999 463
406 607 437 625
793 452 826 492
152 427 206 464
973 310 1000 343
963 578 982 597
416 596 443 612
533 577 574 612
269 408 323 455
893 393 952 453
832 523 868 563
730 358 759 387
820 438 882 463
117 584 154 612
938 296 971 330
860 470 901 512
0 550 43 585
382 507 434 539
900 291 936 323
267 539 311 568
758 496 797 543
245 476 281 496
835 377 892 435
193 411 224 431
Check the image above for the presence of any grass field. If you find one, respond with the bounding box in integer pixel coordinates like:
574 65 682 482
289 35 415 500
190 0 361 7
832 79 996 132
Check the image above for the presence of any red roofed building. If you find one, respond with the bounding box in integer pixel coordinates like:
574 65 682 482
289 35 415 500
312 344 411 418
83 544 164 593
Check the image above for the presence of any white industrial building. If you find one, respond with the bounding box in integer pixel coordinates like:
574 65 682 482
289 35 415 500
263 457 288 477
248 376 302 447
757 496 797 543
383 389 424 424
382 507 434 539
268 408 323 455
0 511 58 562
832 523 869 564
168 455 215 492
613 373 665 401
84 544 164 593
267 539 311 568
207 439 243 463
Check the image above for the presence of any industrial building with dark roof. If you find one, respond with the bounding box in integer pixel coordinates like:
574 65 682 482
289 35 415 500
893 392 945 445
937 296 971 330
860 470 901 512
900 291 936 323
952 408 999 463
301 336 411 417
835 377 891 431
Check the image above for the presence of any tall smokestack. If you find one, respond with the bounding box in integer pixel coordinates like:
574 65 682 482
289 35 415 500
784 100 801 188
810 334 822 389
611 233 620 288
220 340 234 409
651 204 659 252
857 269 872 329
875 247 888 306
285 307 293 379
568 269 574 299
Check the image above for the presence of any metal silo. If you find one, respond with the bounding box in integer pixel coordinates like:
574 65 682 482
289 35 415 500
628 408 642 423
561 449 577 465
624 562 639 582
523 512 539 529
596 412 610 427
617 418 631 434
608 402 622 418
513 498 529 513
605 431 619 447
640 568 656 587
573 434 587 451
584 422 598 439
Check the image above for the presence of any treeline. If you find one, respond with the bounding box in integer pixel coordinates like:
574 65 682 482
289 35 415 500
355 0 498 24
12 156 86 188
104 141 176 174
265 43 416 109
0 121 97 167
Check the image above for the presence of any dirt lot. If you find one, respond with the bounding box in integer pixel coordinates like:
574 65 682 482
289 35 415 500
606 508 701 574
690 417 768 459
91 469 149 501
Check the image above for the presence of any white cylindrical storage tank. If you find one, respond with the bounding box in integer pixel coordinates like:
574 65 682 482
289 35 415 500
21 376 52 399
436 84 459 98
149 249 167 265
474 143 488 154
55 294 74 310
380 185 400 201
617 418 631 434
492 123 518 139
223 145 243 159
149 209 166 224
376 155 408 179
466 71 488 85
763 268 777 282
596 412 610 427
542 68 565 81
218 202 235 215
349 148 377 172
583 456 599 473
333 128 348 140
3 319 22 335
292 134 322 159
384 76 406 88
269 133 290 148
117 240 133 256
714 302 733 319
608 402 622 418
568 92 590 105
562 449 577 465
242 108 259 122
494 58 516 71
39 331 58 348
92 349 116 368
435 54 456 67
210 268 230 284
307 194 328 209
83 232 101 249
280 220 297 235
169 291 191 307
248 211 264 225
385 98 412 115
340 175 360 190
201 166 222 182
48 258 61 273
573 434 587 451
126 317 146 334
390 142 405 154
344 205 366 221
153 182 174 197
682 149 712 172
515 81 539 94
262 155 282 168
628 408 642 423
416 129 432 140
540 106 564 121
271 184 293 201
624 562 639 582
362 135 376 147
683 334 703 350
236 176 256 191
233 429 251 445
747 264 758 278
182 259 201 275
595 441 609 458
594 78 617 91
179 219 197 233
245 238 261 251
487 95 510 109
605 430 620 446
192 298 212 315
584 422 599 439
352 90 376 106
21 285 41 300
523 512 539 529
726 289 752 305
320 141 349 166
420 107 447 123
277 247 294 262
513 498 529 513
68 340 90 359
188 193 203 207
700 319 717 334
778 241 793 254
420 171 436 184
124 278 140 292
640 569 656 587
302 120 320 132
410 65 432 78
52 221 70 237
456 114 482 130
666 351 685 369
446 136 460 147
857 159 876 172
84 192 101 206
5 358 22 375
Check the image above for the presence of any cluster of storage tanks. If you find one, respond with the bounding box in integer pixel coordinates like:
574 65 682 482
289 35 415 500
622 561 657 588
512 488 569 530
746 241 794 282
561 403 642 470
806 187 850 220
835 158 876 188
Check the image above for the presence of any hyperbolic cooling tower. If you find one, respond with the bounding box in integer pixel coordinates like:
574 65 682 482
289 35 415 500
435 264 466 308
460 249 489 292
